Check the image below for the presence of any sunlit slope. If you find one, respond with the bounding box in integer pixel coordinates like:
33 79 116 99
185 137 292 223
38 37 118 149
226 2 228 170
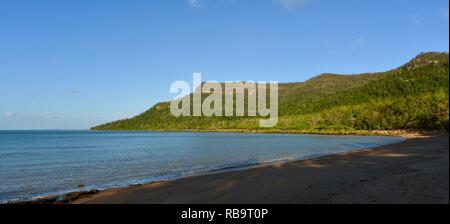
93 52 449 131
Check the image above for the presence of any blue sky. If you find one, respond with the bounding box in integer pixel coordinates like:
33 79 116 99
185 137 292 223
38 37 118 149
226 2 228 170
0 0 448 130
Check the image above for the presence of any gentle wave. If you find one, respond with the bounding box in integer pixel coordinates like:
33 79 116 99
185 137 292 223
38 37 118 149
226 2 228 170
0 131 405 203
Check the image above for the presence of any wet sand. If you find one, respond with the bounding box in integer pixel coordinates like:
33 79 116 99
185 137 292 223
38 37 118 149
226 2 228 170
72 134 449 204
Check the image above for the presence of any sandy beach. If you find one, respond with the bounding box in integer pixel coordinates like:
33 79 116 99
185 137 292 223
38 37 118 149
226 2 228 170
67 134 449 204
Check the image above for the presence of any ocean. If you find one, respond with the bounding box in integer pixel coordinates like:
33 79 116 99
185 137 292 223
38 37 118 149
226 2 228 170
0 131 404 202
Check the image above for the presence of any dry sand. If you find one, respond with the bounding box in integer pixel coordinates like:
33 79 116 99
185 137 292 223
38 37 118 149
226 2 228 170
72 134 449 204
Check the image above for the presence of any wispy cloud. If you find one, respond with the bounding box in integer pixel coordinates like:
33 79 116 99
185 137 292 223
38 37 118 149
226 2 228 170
278 0 309 10
2 112 61 120
3 112 15 118
188 0 309 10
49 58 64 65
189 0 201 8
355 37 367 44
413 17 423 27
70 89 81 95
349 37 368 50
444 8 449 19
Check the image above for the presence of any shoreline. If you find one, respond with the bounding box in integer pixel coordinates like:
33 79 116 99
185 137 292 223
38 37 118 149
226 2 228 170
91 129 443 139
12 132 448 204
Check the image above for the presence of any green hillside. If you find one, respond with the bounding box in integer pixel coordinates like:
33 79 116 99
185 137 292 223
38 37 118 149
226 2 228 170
93 52 449 132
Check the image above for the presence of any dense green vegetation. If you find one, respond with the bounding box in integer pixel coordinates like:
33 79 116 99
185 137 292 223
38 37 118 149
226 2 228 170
93 52 449 132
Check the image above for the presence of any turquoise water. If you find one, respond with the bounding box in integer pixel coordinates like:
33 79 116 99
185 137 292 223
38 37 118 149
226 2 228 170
0 131 404 202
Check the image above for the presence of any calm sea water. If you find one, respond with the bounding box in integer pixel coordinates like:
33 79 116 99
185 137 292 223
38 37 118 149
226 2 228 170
0 131 404 202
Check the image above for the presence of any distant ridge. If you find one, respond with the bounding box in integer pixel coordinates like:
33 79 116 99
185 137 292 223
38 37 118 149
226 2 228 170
93 52 449 132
